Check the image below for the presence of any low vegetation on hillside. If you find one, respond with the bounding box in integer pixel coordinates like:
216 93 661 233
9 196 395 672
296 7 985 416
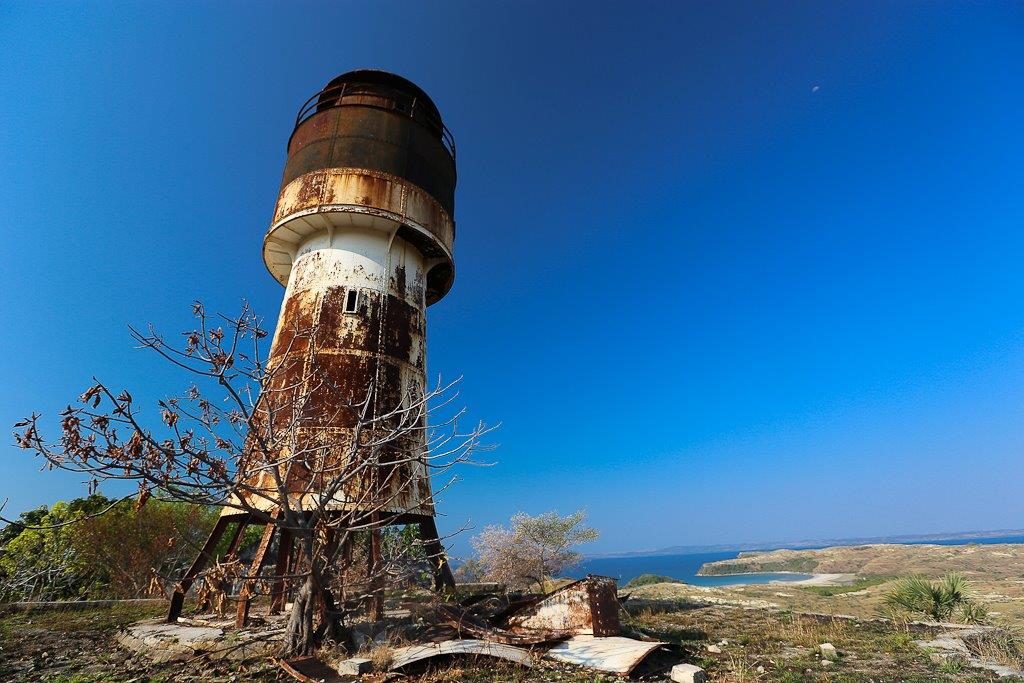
698 555 819 575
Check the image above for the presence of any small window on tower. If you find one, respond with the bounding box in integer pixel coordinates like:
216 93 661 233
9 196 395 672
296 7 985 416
344 289 360 314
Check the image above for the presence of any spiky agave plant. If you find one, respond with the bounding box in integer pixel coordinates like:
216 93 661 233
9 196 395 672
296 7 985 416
884 572 984 623
959 601 990 625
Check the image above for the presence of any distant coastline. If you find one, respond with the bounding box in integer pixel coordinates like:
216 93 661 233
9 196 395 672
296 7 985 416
585 528 1024 560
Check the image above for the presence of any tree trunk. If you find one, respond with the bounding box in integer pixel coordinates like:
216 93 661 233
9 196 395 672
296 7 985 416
285 572 318 656
284 531 322 656
282 536 342 656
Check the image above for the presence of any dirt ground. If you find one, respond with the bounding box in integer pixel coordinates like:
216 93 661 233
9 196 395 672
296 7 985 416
1 599 1021 682
0 603 279 682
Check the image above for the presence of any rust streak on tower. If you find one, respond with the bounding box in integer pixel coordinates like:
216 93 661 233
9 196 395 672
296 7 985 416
167 70 459 624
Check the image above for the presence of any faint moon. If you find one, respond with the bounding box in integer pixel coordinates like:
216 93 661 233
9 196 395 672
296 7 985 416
811 85 821 93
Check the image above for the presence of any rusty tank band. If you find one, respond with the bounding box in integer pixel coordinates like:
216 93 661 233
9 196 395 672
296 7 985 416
264 168 455 305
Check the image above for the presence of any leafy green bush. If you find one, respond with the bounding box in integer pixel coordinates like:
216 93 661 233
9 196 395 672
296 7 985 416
624 573 684 588
0 495 115 600
0 495 220 601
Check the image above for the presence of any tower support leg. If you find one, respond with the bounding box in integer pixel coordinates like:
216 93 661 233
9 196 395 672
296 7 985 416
236 517 278 628
224 517 250 558
369 515 384 621
339 535 353 605
166 515 233 622
198 517 250 613
418 517 456 590
269 527 293 615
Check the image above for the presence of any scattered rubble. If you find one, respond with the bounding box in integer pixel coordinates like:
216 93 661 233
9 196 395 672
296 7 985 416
670 663 708 683
336 657 372 675
111 575 708 681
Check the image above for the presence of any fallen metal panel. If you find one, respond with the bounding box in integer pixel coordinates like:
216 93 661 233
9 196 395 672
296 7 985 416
389 639 534 670
544 635 667 675
587 576 621 636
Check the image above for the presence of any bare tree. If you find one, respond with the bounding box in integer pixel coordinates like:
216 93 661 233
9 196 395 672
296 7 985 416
13 302 493 655
472 510 598 591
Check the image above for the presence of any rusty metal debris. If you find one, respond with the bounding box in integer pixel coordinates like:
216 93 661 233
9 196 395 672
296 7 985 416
276 575 679 681
506 575 621 637
433 602 563 645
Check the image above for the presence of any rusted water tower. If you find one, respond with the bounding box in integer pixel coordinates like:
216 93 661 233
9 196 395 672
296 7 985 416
167 69 458 623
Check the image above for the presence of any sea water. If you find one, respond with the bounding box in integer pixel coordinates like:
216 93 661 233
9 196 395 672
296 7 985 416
567 533 1024 586
567 550 813 586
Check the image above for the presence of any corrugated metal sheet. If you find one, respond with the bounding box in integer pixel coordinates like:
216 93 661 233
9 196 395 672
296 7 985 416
389 640 535 670
545 635 667 675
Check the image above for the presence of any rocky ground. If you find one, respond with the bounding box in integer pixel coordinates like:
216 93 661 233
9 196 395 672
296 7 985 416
0 603 280 682
690 543 1024 625
627 596 1022 681
3 596 1024 682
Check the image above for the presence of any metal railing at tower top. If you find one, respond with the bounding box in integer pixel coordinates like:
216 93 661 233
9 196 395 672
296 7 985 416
291 81 457 161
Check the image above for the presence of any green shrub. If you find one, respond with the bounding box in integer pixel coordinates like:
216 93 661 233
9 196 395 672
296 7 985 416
0 495 220 601
624 573 684 588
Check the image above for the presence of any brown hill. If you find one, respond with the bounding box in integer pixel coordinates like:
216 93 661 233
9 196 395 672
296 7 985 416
698 543 1024 579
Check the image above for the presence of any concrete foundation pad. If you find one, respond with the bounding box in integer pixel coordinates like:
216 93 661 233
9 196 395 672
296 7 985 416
116 618 283 662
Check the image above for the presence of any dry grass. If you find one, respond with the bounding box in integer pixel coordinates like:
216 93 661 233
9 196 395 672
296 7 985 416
767 614 851 648
724 653 759 681
414 661 543 683
963 627 1024 670
367 643 394 672
354 633 415 672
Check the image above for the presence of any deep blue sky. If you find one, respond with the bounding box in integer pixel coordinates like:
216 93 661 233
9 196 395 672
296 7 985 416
2 2 1023 555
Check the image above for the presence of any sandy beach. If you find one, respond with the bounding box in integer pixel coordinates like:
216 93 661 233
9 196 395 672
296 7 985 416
776 573 856 586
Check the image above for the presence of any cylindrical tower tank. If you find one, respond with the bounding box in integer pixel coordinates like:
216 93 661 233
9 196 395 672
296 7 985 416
253 70 457 519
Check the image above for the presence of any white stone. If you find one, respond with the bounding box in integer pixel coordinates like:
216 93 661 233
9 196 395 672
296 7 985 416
670 663 708 683
819 642 837 659
336 658 373 675
821 658 833 667
705 644 722 654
